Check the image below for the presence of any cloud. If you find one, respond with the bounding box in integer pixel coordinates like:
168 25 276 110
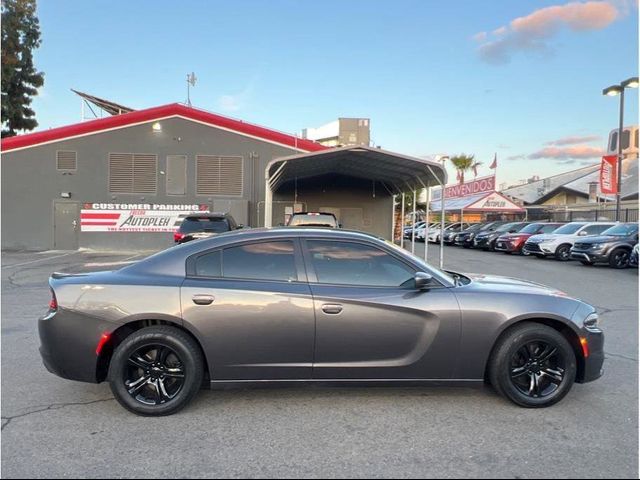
545 135 602 145
216 81 255 112
507 154 526 161
528 145 605 160
475 1 623 64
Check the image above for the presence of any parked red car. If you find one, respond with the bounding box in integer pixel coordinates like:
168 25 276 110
495 222 564 254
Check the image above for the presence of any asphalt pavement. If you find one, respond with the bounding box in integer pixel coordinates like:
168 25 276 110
1 244 638 478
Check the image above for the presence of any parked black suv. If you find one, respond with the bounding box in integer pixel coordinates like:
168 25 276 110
473 222 529 251
570 223 639 268
174 213 241 244
454 222 502 248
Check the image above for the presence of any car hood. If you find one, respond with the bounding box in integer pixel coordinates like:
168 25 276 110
499 233 531 240
574 235 628 245
527 233 569 243
463 273 568 296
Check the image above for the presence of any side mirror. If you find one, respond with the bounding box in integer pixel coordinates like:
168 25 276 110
578 230 588 236
236 224 244 229
414 272 433 290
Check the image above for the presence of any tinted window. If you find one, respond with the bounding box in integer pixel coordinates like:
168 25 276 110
180 217 230 234
520 223 544 234
223 241 297 281
195 250 222 277
540 224 562 233
307 240 415 287
583 224 614 235
601 224 639 237
553 223 586 234
289 214 337 227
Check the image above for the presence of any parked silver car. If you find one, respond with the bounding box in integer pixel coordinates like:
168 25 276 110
39 228 604 416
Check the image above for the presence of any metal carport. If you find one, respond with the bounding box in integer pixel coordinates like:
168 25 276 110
264 146 448 267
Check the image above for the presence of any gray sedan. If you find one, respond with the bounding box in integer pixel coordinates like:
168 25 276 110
38 228 604 416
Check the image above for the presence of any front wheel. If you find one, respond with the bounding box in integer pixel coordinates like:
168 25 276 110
554 244 571 261
488 323 576 408
108 326 204 416
609 248 630 269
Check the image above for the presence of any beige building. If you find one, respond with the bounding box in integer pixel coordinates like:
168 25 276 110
302 118 370 147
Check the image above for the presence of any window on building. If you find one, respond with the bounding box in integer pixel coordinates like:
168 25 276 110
56 151 77 171
196 155 243 196
166 155 187 195
108 153 157 194
306 240 415 287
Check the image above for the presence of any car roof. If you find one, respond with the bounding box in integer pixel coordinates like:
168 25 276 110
184 212 231 219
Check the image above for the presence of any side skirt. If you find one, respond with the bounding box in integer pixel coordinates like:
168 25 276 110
209 379 485 390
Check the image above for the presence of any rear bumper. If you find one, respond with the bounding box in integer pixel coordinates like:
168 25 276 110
38 309 115 384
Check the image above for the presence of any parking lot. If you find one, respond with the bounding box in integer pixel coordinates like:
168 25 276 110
1 245 638 478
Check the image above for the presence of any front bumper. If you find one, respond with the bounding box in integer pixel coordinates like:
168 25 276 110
473 237 492 249
39 308 115 384
523 242 555 256
570 249 608 263
577 330 605 384
494 240 522 252
630 252 639 267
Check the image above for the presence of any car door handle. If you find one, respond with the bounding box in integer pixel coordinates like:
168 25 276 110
321 304 343 315
192 294 215 306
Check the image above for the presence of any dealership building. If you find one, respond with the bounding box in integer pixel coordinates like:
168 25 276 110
1 103 445 251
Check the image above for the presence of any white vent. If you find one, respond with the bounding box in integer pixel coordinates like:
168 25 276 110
56 151 77 171
196 155 243 196
109 153 157 194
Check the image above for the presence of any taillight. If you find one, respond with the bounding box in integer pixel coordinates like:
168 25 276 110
48 290 58 311
174 232 185 242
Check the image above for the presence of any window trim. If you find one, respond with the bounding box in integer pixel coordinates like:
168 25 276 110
300 237 444 289
186 238 307 284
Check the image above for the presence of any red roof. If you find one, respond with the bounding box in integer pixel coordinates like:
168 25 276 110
1 103 328 153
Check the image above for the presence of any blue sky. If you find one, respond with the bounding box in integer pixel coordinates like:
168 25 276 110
31 0 638 186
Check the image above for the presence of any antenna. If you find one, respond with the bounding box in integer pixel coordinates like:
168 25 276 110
186 72 197 106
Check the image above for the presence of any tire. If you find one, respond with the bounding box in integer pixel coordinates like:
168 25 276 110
108 326 204 416
609 248 630 269
488 323 576 408
554 244 572 261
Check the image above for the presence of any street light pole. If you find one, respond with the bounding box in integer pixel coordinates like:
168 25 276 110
603 76 639 221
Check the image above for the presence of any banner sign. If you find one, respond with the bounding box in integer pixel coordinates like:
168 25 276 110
80 203 209 232
600 155 618 195
431 175 495 201
466 192 524 212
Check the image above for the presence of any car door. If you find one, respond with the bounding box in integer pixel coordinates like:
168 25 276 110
302 238 461 380
181 238 315 381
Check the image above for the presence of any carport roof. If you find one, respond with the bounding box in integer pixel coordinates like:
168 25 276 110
266 146 447 193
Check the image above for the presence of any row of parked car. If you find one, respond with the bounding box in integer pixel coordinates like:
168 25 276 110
403 220 640 269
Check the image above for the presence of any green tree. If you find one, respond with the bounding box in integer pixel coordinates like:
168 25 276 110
449 154 481 184
1 0 44 137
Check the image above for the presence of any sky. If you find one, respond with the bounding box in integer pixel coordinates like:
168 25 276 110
29 0 639 187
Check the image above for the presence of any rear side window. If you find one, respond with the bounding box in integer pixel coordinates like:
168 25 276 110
194 241 297 282
306 240 415 287
180 217 230 234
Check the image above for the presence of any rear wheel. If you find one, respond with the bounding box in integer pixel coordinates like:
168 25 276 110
108 326 204 416
609 248 630 269
488 323 576 408
554 244 572 261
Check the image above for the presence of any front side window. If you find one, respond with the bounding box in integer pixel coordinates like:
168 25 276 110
583 224 614 235
194 241 297 282
307 240 415 287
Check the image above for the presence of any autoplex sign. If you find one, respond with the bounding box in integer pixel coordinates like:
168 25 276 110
431 175 495 200
80 203 209 232
466 192 523 211
600 155 618 195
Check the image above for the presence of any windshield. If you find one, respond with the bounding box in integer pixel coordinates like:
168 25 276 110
601 224 639 236
496 222 520 233
466 223 484 231
288 214 337 227
553 223 586 235
179 217 230 234
519 223 543 234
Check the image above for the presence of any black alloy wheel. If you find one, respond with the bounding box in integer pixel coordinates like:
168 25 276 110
109 326 204 416
609 248 630 269
125 345 185 405
489 323 576 408
509 342 565 399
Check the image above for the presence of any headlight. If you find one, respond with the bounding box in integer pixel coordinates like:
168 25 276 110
583 313 601 332
469 233 475 239
591 243 605 250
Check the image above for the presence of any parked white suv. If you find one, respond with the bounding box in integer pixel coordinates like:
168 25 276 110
523 221 617 260
426 222 471 243
415 223 442 241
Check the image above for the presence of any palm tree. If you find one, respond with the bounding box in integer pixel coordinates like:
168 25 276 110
449 154 481 184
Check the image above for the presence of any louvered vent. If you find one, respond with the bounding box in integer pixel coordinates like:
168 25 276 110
196 156 243 196
56 151 77 171
109 153 157 194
